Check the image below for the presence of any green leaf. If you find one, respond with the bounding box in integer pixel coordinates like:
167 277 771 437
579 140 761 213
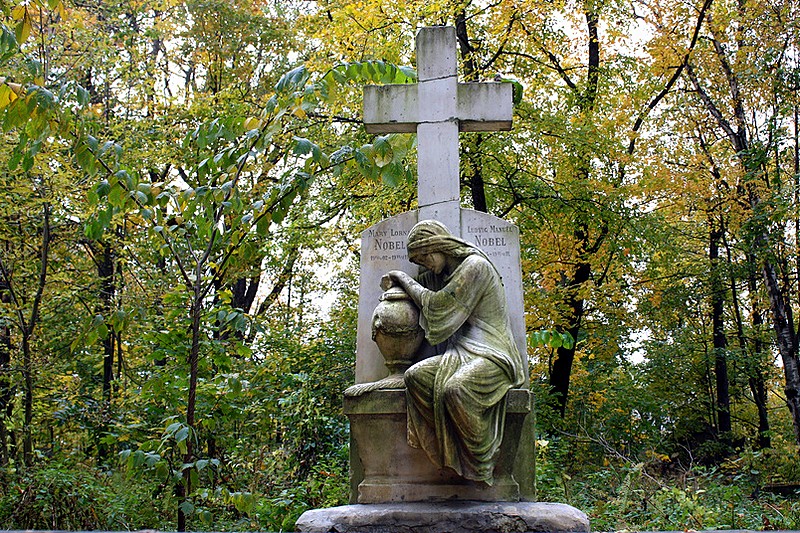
174 426 189 443
331 68 347 84
155 461 169 479
293 136 313 155
398 66 417 82
20 152 33 172
256 215 270 235
96 179 110 198
380 162 404 187
84 217 105 240
8 147 21 170
108 184 126 207
179 501 195 516
550 334 562 348
144 452 161 468
561 331 575 349
165 422 182 435
229 376 242 395
15 12 31 45
0 26 19 62
276 65 309 93
373 136 393 167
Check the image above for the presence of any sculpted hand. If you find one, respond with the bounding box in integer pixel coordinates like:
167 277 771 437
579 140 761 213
380 273 397 291
381 270 407 291
381 270 425 305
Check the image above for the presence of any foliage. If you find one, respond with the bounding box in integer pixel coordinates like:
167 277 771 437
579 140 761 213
536 434 800 531
0 460 169 530
0 0 799 529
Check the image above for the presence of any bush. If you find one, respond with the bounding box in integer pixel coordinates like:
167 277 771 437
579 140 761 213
535 432 800 531
0 460 171 530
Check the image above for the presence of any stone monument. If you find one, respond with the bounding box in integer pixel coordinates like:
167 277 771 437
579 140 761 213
295 26 590 533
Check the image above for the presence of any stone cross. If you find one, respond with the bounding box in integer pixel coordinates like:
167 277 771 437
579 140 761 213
363 26 512 232
346 26 537 504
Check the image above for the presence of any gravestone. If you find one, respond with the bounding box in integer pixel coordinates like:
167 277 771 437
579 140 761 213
356 212 525 385
296 25 589 533
356 26 524 387
353 24 532 504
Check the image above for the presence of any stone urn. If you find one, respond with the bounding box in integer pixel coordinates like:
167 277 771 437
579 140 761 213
371 286 424 378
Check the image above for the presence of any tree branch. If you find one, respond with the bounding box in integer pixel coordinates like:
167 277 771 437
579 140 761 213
627 0 715 154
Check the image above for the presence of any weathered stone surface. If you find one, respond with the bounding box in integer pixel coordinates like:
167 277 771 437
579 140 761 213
460 210 525 364
353 210 533 502
295 501 590 533
356 211 418 384
363 27 512 134
349 24 537 513
345 389 530 504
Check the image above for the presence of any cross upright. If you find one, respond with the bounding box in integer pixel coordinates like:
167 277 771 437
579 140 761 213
363 26 513 233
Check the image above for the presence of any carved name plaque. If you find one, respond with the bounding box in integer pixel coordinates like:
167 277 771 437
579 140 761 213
356 209 526 385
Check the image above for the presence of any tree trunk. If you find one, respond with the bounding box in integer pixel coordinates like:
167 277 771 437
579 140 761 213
179 290 202 532
0 284 11 465
762 258 800 450
95 242 116 459
99 243 115 405
21 332 33 465
749 373 771 448
709 222 731 435
231 275 260 314
549 258 591 416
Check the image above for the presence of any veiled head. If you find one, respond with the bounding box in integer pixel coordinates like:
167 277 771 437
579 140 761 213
406 220 477 264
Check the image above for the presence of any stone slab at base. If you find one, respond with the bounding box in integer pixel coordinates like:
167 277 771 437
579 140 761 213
346 389 531 503
295 501 590 533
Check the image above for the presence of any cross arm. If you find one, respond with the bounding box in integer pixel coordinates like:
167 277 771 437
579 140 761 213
363 82 513 134
363 85 418 133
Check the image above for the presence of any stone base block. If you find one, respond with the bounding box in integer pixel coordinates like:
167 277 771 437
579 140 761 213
295 501 590 533
345 388 532 503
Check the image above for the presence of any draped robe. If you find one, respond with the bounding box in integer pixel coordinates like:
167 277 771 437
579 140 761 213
404 253 525 484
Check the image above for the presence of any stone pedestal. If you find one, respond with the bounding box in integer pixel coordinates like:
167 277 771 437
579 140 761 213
345 389 532 504
295 501 591 533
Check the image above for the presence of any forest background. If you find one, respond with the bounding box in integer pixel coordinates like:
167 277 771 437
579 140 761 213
1 0 800 530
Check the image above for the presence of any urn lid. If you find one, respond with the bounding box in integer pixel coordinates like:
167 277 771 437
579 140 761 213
380 286 412 302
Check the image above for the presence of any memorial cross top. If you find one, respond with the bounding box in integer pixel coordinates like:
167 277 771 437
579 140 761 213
363 26 512 231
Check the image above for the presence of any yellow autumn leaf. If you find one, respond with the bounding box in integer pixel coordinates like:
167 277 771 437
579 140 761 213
0 85 16 108
7 83 24 96
11 4 26 20
243 116 261 130
57 1 67 20
16 12 32 44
